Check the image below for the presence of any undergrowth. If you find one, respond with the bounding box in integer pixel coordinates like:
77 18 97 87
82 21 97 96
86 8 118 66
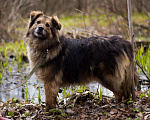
135 44 150 75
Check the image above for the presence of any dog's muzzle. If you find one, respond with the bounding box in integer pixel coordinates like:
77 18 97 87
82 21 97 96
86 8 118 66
34 25 47 38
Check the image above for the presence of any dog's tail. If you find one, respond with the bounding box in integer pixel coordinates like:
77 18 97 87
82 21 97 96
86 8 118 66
122 63 139 101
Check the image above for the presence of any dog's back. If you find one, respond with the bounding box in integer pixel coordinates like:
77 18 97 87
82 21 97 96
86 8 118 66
60 35 137 102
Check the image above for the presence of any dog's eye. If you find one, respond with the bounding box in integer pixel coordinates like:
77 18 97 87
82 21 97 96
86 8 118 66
46 23 50 27
37 21 41 24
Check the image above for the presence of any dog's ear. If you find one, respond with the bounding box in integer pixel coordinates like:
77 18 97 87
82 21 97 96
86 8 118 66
30 11 43 22
29 11 43 28
52 16 61 30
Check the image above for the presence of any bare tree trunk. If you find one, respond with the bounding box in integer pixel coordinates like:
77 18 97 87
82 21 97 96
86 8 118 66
127 0 135 101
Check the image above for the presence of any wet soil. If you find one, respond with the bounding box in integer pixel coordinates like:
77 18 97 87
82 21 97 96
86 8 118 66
0 91 150 120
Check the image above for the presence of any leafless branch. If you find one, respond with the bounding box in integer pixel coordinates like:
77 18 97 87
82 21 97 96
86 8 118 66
135 61 150 82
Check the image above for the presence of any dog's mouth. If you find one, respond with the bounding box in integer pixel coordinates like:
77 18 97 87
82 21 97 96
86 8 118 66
33 27 48 39
36 31 43 35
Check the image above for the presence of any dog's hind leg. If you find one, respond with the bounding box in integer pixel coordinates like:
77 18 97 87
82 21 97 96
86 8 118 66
114 89 123 103
108 77 124 103
93 67 124 103
122 66 135 101
95 74 124 103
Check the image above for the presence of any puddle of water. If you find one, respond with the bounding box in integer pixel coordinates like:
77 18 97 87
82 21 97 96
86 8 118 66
0 62 149 103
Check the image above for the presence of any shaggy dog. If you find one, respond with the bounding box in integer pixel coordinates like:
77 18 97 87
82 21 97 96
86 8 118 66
25 11 138 111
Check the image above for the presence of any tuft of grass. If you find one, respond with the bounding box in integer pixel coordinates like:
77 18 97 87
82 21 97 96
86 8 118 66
147 90 150 99
24 82 30 101
62 87 71 98
61 113 67 117
49 109 67 118
75 85 89 93
9 65 12 75
136 45 150 75
1 40 26 62
12 97 19 103
38 83 42 104
25 112 30 117
49 108 61 113
4 46 8 59
62 85 89 98
3 60 8 68
66 105 73 108
140 93 145 98
8 111 14 117
99 87 103 101
135 117 140 120
0 73 2 81
17 104 22 107
133 107 140 113
126 99 133 104
0 39 27 84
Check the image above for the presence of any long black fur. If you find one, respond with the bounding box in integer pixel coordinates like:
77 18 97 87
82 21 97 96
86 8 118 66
45 35 133 87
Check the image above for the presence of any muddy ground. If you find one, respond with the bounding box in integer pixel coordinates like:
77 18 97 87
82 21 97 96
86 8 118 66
0 91 150 120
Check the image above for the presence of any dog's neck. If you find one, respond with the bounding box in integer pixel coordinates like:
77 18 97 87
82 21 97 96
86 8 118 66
27 38 63 67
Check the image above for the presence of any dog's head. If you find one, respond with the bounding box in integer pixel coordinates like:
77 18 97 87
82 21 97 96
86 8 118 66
26 11 61 43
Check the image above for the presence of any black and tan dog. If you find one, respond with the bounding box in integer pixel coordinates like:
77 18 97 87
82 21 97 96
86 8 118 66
25 11 138 111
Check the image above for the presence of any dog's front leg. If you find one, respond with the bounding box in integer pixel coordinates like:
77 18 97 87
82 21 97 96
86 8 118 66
44 80 60 112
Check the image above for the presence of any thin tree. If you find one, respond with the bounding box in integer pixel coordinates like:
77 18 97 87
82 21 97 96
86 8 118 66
127 0 135 100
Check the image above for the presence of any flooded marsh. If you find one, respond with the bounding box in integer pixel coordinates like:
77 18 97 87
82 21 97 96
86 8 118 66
0 41 149 103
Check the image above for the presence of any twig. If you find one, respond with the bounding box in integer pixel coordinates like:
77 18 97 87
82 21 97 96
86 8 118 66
144 88 150 94
72 8 100 38
73 8 87 38
74 8 86 29
135 61 150 82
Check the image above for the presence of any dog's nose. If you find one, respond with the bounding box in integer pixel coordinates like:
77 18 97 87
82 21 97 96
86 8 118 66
38 26 44 31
